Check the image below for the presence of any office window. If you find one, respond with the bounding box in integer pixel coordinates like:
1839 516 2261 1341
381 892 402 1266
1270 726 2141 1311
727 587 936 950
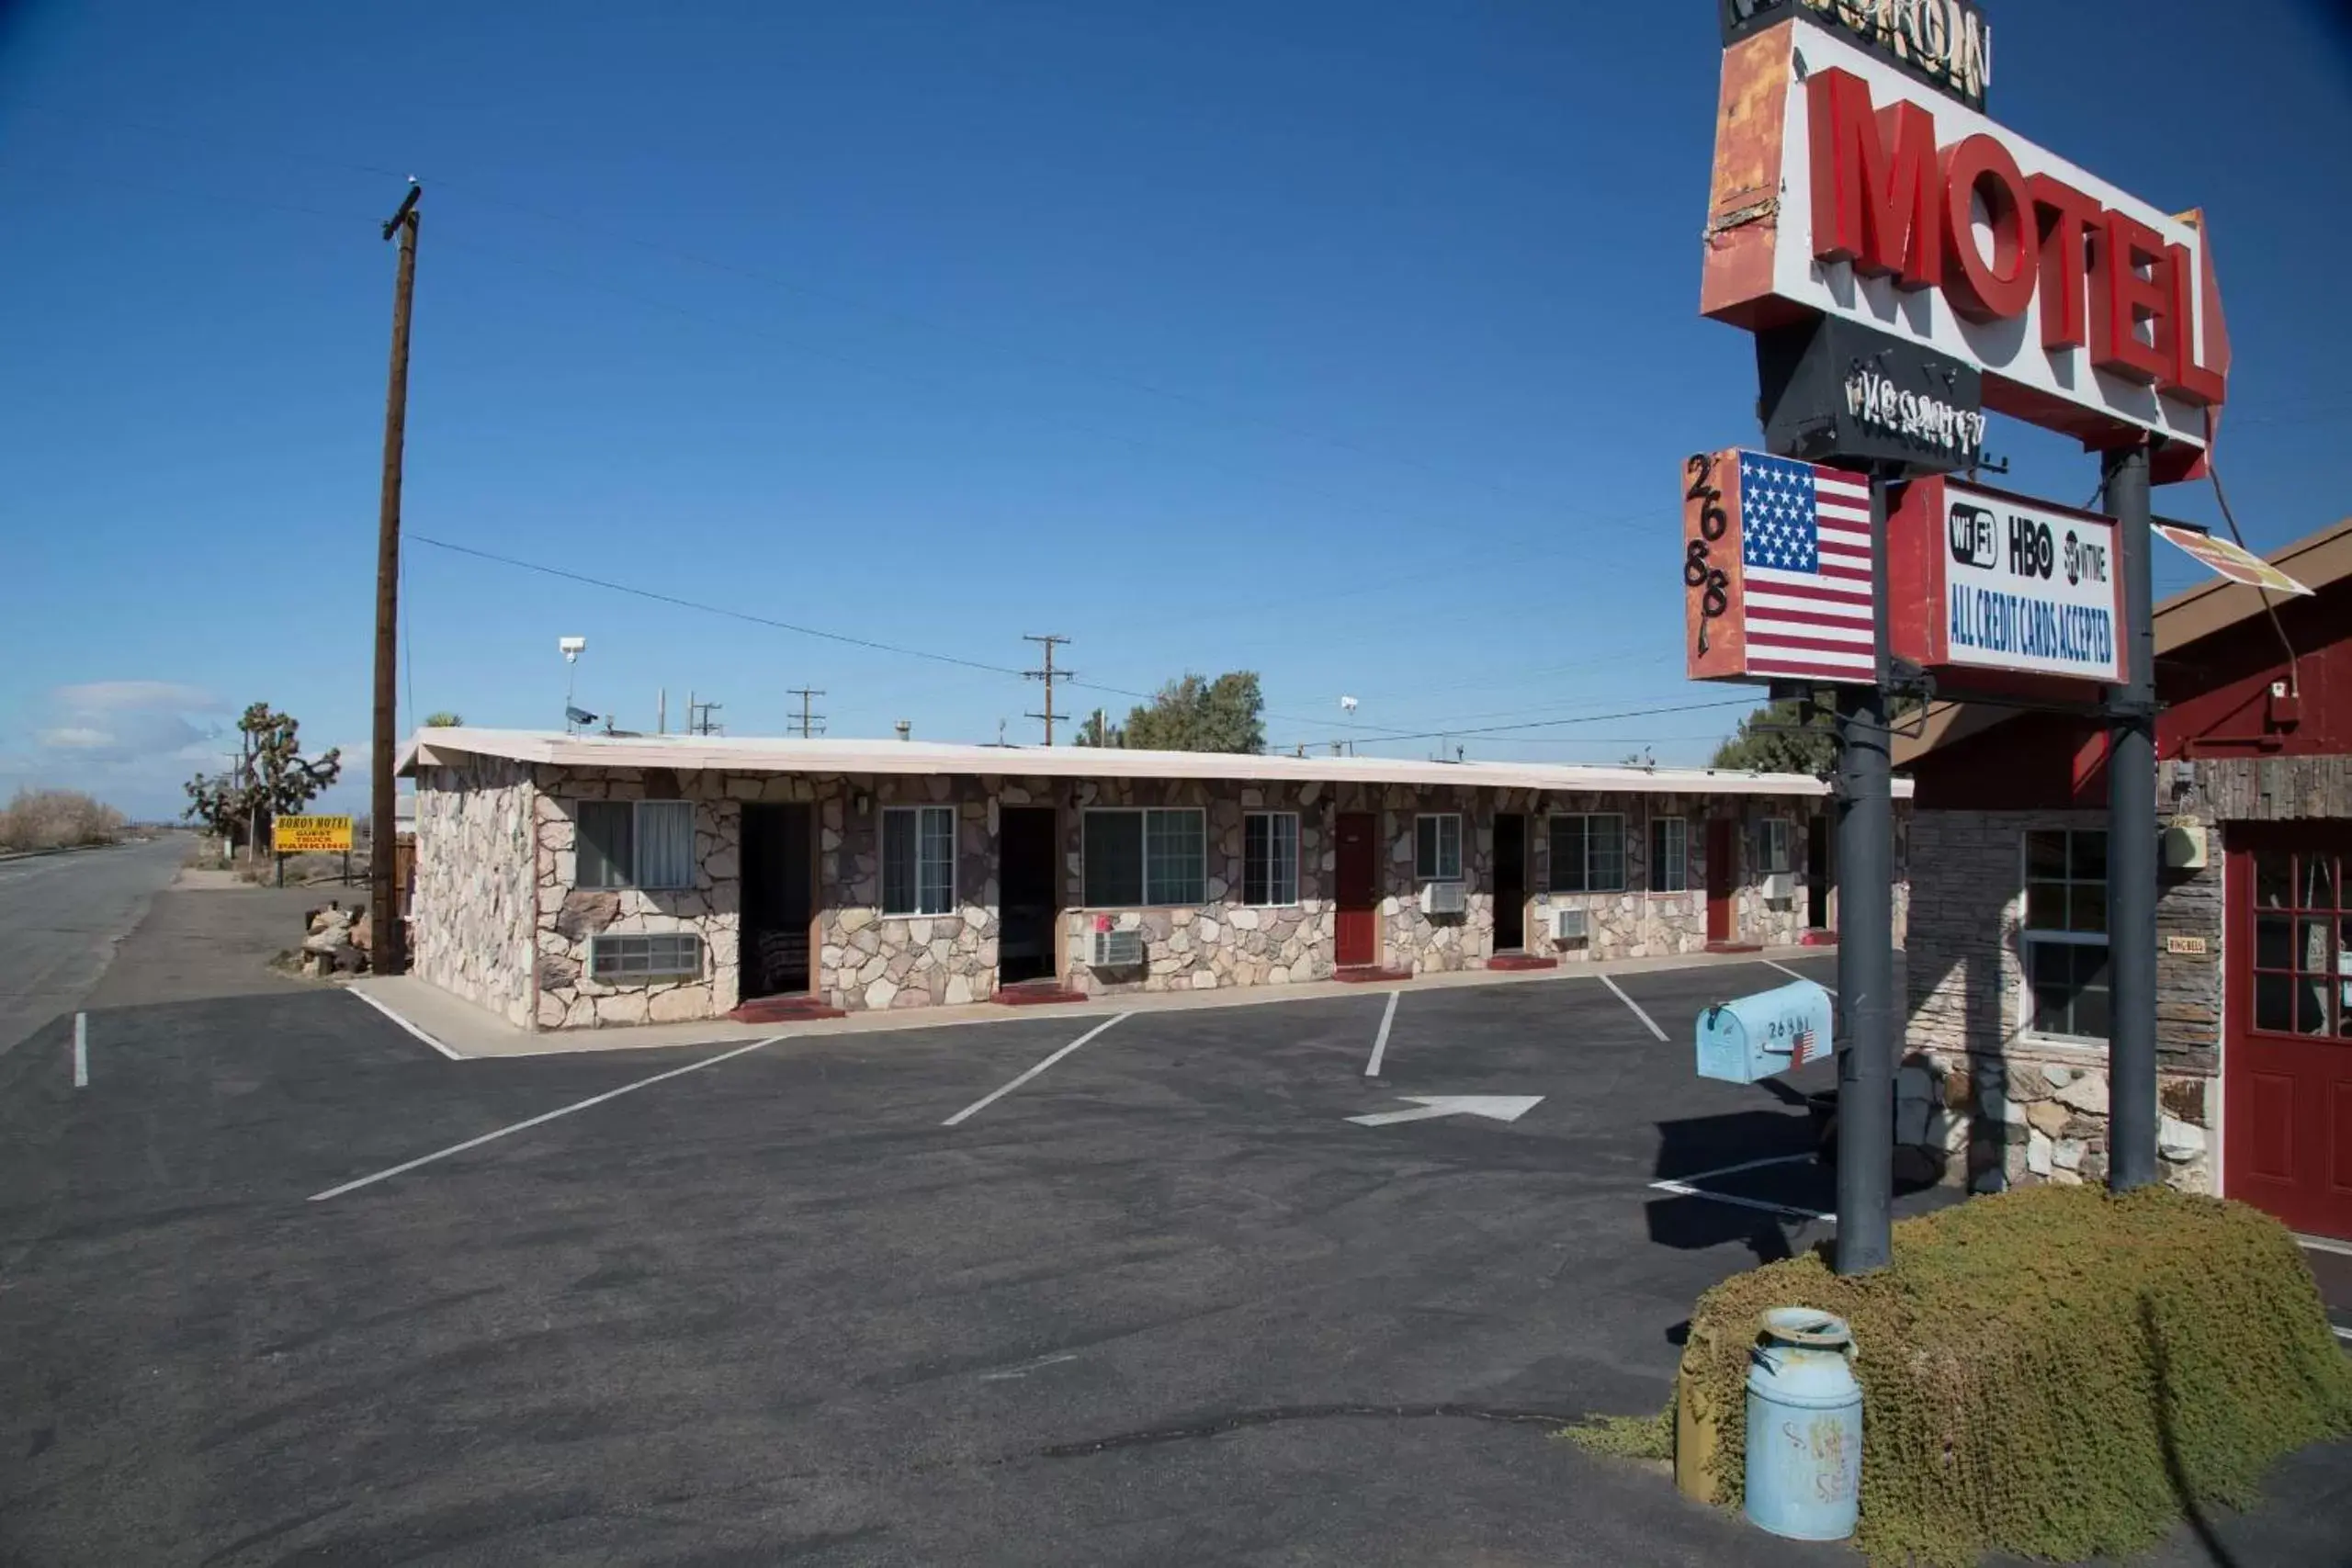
882 806 956 917
1549 814 1627 895
1650 817 1690 894
1243 813 1300 907
576 800 694 891
1416 814 1464 882
2022 829 2109 1042
1083 809 1206 907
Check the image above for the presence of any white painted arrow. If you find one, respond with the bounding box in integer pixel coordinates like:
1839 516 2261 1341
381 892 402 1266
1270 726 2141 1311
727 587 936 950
1347 1095 1545 1128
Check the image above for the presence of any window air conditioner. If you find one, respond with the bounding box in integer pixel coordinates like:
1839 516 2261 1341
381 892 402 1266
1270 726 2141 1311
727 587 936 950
1420 881 1469 918
1554 908 1589 945
1091 928 1144 968
1764 873 1797 904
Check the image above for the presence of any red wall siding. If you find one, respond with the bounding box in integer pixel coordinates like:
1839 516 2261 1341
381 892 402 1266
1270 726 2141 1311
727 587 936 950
1910 578 2352 809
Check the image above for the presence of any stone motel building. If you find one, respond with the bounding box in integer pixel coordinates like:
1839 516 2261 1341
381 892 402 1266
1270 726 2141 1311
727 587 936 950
400 732 1912 1035
1894 519 2352 1244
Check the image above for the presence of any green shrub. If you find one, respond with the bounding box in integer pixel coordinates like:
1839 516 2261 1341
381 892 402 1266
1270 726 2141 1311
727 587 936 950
1558 1408 1675 1461
1677 1186 2352 1566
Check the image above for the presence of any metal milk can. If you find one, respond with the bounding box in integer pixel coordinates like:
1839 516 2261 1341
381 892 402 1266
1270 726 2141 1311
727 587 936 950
1744 1307 1861 1541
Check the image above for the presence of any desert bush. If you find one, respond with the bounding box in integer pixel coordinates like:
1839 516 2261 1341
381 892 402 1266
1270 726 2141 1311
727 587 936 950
1670 1185 2352 1565
0 788 126 852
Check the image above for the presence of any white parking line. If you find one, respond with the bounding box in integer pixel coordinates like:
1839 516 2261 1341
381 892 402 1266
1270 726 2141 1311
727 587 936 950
1664 1153 1815 1187
72 1013 87 1089
1601 976 1667 1042
1647 1178 1834 1224
943 1013 1133 1127
1364 991 1400 1078
1765 959 1835 993
310 1034 790 1201
350 988 464 1061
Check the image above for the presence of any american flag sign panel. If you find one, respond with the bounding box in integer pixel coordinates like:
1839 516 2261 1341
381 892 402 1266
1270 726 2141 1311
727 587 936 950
1683 447 1879 686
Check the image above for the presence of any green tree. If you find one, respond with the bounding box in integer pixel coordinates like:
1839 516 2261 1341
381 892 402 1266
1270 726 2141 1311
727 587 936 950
183 702 345 853
1712 696 1838 774
1712 693 1919 774
1070 707 1125 749
1113 671 1265 754
423 711 464 728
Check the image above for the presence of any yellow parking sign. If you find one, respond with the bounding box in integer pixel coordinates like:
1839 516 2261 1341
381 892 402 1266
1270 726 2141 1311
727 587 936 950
274 815 354 853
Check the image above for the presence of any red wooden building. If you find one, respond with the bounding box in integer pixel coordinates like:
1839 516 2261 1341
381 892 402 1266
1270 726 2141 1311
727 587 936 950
1896 519 2352 1242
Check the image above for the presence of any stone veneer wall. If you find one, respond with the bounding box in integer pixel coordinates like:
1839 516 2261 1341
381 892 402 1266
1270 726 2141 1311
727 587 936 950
527 765 747 1029
1331 783 1494 976
412 756 539 1028
424 759 1896 1032
1064 778 1334 996
1900 806 2218 1195
820 773 1001 1013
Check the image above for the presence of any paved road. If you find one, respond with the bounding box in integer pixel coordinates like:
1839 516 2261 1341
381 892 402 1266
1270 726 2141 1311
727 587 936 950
0 837 187 1058
7 952 2342 1566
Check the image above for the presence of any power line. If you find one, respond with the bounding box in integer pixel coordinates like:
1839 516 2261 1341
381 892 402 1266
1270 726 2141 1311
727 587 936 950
1023 636 1072 748
405 533 1402 739
1269 698 1761 752
409 534 1028 680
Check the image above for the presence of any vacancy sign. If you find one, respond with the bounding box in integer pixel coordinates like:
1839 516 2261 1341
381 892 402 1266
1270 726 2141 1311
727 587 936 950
1700 17 2228 483
1888 479 2124 685
2154 525 2315 597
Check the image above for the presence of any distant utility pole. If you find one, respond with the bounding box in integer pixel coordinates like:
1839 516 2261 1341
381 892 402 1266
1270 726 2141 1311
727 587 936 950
689 698 724 737
1024 634 1071 747
370 180 421 978
788 687 827 739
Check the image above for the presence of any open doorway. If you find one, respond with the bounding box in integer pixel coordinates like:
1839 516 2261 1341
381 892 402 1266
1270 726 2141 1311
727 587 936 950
999 807 1060 986
1806 814 1833 933
741 803 813 999
1494 814 1527 953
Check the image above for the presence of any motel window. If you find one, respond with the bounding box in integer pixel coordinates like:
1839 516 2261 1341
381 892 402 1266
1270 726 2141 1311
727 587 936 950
1083 808 1206 907
882 806 956 917
1415 815 1464 883
577 799 695 891
2022 829 2110 1043
1243 813 1300 908
1650 818 1690 895
2249 849 2347 1038
1757 818 1795 877
1549 815 1626 895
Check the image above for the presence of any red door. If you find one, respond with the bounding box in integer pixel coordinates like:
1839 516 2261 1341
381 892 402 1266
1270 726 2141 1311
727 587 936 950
1706 818 1737 945
1336 812 1379 969
2225 829 2352 1240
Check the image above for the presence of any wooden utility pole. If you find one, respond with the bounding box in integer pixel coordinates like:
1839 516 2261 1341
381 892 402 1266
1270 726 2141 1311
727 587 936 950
371 182 421 977
1023 635 1071 747
788 687 827 739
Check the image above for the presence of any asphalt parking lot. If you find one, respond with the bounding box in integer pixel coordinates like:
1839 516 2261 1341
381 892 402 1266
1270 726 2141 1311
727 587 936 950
3 956 2345 1566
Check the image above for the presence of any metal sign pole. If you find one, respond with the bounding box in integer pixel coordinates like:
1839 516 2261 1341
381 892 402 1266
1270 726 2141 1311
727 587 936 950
2105 443 2159 1190
1832 469 1897 1276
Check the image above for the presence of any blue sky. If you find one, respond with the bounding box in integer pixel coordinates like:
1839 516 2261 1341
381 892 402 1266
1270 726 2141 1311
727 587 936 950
4 0 2347 818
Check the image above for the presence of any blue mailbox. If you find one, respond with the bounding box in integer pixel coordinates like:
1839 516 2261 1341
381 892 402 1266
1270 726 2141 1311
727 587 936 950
1696 980 1837 1084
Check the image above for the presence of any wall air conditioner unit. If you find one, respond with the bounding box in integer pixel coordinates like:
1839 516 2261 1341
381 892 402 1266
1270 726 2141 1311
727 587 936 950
1554 908 1589 946
1420 882 1469 918
1763 873 1797 904
1091 928 1144 969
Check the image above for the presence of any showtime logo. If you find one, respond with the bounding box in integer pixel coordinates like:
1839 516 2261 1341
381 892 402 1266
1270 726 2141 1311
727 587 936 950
1810 66 2225 408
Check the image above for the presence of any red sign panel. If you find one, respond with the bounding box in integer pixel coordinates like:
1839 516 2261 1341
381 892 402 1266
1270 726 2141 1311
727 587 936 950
1887 477 2126 689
